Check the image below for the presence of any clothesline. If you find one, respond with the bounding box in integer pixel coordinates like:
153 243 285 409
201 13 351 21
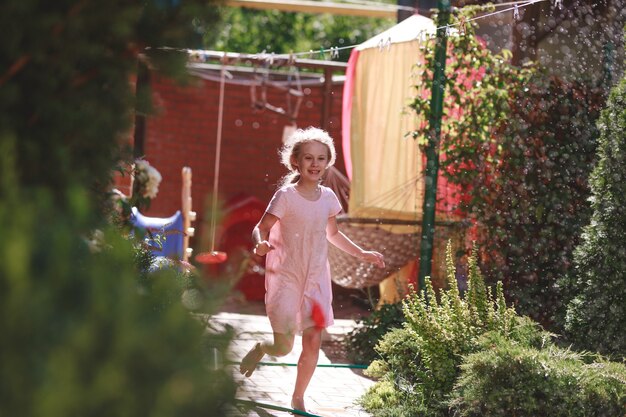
338 0 552 16
186 0 553 63
283 0 551 58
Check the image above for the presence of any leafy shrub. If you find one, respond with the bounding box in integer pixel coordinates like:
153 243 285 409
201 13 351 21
0 184 236 417
408 6 605 329
0 0 220 216
360 242 550 417
563 75 626 356
364 327 425 397
0 2 236 415
360 374 428 417
344 302 405 365
450 333 626 417
471 75 604 329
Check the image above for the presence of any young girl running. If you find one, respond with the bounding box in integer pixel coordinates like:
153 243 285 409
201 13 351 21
239 126 385 413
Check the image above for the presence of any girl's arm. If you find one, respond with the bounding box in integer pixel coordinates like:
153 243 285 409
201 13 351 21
251 212 279 256
326 216 385 268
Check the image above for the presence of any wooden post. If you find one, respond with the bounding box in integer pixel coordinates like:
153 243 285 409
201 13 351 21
182 167 196 263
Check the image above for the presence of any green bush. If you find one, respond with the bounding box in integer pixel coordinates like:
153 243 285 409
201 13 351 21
563 75 626 357
469 75 604 329
0 2 238 415
360 374 428 417
0 0 220 216
450 333 626 417
0 184 236 417
364 327 425 397
408 6 605 330
360 243 550 417
344 301 405 365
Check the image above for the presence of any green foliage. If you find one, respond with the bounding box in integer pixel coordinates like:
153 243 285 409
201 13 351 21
471 74 604 328
0 186 236 417
207 8 394 62
360 242 550 417
563 75 626 357
344 302 405 365
362 327 429 417
0 0 220 218
408 7 605 328
0 2 238 415
450 333 626 417
360 375 429 417
409 6 533 166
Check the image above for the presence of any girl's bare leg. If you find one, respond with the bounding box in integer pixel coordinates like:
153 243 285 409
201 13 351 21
291 326 322 412
240 332 294 377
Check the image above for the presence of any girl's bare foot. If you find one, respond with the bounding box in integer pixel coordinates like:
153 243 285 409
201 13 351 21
291 396 306 412
239 342 264 377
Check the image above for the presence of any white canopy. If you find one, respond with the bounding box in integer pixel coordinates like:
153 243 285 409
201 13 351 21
357 14 436 51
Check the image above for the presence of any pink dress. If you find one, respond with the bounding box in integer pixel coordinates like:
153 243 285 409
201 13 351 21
264 184 342 334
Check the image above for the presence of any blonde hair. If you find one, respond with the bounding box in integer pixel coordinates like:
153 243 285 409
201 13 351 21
278 127 336 188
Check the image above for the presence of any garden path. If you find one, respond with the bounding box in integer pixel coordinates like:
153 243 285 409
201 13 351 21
214 296 375 417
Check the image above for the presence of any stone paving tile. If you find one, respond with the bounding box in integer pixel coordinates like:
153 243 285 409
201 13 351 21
212 311 375 417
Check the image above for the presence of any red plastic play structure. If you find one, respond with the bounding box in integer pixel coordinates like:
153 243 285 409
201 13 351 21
219 194 267 301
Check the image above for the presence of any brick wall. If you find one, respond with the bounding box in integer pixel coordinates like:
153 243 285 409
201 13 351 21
141 70 346 253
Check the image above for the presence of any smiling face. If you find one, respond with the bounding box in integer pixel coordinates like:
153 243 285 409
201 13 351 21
291 140 331 184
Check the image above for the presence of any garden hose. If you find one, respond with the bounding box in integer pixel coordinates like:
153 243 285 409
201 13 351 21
235 398 323 417
229 360 368 369
230 359 369 415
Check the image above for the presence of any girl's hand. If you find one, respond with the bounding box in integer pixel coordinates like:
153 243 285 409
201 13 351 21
361 251 385 268
253 241 273 257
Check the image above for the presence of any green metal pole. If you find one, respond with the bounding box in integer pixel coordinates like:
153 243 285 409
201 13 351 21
418 0 450 294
